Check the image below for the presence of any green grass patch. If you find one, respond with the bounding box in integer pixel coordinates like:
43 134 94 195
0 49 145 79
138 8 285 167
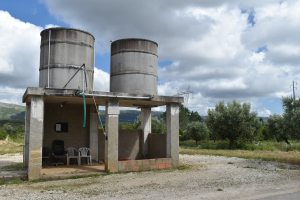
180 140 300 152
0 163 23 171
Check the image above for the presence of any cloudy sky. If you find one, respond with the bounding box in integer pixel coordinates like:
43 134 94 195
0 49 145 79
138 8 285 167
0 0 299 116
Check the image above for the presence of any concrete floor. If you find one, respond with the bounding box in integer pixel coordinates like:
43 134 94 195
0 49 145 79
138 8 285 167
41 163 106 179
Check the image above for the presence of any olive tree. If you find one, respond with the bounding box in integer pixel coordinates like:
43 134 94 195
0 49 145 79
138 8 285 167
267 96 300 144
267 114 289 144
185 121 209 145
206 100 261 149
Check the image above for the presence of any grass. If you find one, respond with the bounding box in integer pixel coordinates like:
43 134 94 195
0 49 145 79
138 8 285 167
0 163 23 171
180 148 300 165
0 173 104 186
180 140 300 152
0 138 23 155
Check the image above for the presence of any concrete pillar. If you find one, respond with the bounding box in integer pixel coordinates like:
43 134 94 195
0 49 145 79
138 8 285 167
166 104 179 168
104 100 119 172
141 107 151 158
89 105 99 162
24 103 31 168
28 96 44 180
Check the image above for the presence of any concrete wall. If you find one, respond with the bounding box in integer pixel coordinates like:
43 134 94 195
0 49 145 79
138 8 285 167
43 103 90 164
99 129 143 162
119 158 171 172
148 133 166 159
119 130 143 160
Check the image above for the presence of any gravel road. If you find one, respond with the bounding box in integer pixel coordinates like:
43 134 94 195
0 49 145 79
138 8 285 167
0 153 300 200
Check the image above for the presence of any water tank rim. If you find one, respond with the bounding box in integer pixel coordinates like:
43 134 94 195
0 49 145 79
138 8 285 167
111 38 158 46
40 27 95 40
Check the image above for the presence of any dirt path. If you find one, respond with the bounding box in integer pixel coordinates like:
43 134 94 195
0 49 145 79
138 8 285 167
0 154 300 200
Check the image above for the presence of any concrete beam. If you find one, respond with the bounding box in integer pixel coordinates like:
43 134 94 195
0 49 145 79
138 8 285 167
166 104 179 168
141 107 151 158
104 100 119 172
28 96 44 180
89 105 99 162
24 103 31 168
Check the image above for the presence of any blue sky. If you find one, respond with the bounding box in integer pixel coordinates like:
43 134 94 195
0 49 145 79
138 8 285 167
0 0 299 116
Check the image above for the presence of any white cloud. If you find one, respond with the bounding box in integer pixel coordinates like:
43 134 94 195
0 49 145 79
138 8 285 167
45 24 60 29
2 0 299 115
93 67 109 92
257 108 272 117
0 11 41 88
0 87 26 105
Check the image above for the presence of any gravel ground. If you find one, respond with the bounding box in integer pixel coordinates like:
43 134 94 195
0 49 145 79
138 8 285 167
0 154 300 200
0 153 23 168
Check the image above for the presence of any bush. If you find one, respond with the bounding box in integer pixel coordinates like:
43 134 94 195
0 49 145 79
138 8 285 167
0 130 7 140
215 141 229 149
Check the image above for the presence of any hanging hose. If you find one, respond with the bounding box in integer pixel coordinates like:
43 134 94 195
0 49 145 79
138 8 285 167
77 91 86 127
91 92 106 136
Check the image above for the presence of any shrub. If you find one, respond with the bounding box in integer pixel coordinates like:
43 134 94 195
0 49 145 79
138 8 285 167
0 130 7 140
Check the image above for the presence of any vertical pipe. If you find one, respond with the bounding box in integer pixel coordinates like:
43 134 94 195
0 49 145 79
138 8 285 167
47 30 51 88
82 66 85 93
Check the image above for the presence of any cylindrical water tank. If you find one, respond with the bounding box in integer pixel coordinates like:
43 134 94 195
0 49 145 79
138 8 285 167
39 27 95 90
110 38 158 95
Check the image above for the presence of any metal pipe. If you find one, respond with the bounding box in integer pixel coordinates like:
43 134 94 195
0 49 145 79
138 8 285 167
49 93 74 95
79 93 151 99
63 64 85 89
82 66 84 93
47 30 51 88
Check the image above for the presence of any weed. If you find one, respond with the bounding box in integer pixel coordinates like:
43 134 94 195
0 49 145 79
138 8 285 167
178 164 192 170
217 189 223 191
227 162 234 164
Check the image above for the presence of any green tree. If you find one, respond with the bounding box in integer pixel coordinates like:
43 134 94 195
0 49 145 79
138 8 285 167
134 115 166 134
206 100 261 149
185 121 209 145
267 114 288 143
189 111 202 122
161 104 201 130
267 96 300 144
3 123 17 136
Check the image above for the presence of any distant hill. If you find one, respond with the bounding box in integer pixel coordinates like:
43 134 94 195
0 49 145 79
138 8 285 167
98 110 163 124
0 102 25 120
0 102 269 124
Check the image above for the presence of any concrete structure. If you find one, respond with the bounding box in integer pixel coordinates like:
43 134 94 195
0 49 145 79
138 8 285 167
23 88 183 179
39 28 95 90
110 39 158 95
23 29 183 180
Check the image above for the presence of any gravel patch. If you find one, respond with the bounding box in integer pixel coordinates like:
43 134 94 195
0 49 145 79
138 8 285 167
0 153 23 168
0 154 300 199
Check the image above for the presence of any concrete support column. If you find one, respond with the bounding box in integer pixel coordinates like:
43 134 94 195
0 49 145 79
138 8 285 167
24 103 31 168
104 100 119 172
166 104 179 168
141 107 151 158
28 96 44 180
89 105 99 162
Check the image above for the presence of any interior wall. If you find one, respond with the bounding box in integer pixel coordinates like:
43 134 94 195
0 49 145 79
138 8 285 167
98 129 143 161
148 133 166 159
43 103 90 152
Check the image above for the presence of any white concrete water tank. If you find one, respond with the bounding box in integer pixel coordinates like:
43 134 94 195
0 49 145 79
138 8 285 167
39 28 95 90
110 38 158 95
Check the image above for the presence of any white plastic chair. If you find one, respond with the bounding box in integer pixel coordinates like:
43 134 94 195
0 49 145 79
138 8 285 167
66 147 79 165
78 147 92 165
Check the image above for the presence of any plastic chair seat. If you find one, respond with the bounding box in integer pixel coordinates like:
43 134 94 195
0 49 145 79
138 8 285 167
66 147 79 165
78 147 92 165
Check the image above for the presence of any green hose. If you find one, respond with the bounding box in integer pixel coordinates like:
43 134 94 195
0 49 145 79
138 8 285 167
77 91 86 127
